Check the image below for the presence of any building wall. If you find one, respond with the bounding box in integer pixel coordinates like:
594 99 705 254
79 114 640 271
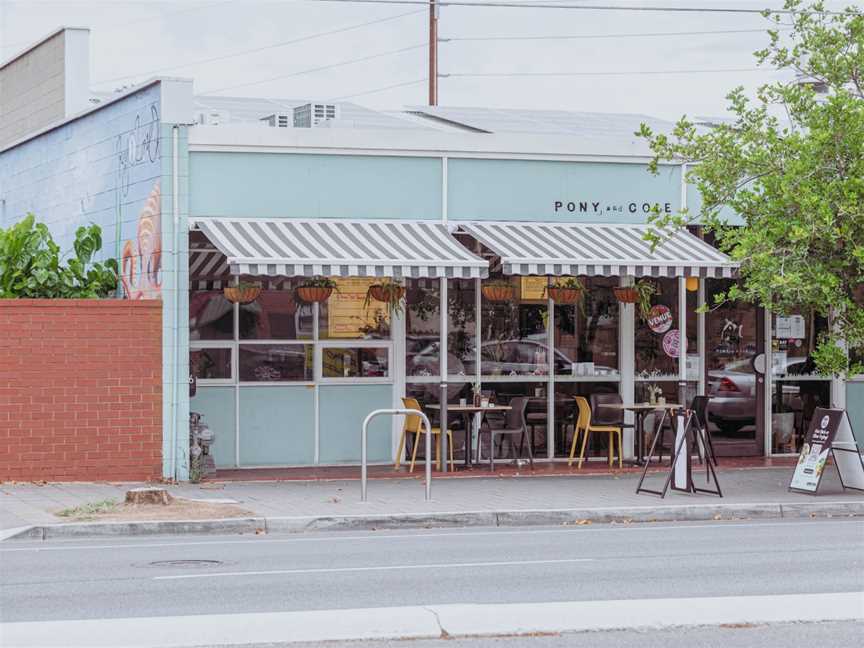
847 380 864 445
0 300 162 481
0 32 65 148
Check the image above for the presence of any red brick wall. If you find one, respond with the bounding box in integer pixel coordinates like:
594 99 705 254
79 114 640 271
0 300 162 481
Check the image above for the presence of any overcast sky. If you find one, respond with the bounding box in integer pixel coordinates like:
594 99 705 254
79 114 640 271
0 0 849 121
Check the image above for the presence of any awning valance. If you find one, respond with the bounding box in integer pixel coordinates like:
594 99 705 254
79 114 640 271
192 218 489 279
458 221 737 278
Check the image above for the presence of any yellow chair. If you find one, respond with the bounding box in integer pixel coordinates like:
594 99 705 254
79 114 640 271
569 396 623 469
396 397 455 472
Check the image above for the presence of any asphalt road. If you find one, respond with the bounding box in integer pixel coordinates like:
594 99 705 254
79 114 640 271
1 518 862 626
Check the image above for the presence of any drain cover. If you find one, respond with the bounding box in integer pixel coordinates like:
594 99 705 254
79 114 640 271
148 560 224 568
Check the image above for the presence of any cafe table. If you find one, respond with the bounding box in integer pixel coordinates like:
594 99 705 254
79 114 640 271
601 402 683 466
427 403 512 468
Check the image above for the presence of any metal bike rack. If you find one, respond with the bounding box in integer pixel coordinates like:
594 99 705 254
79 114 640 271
362 408 432 502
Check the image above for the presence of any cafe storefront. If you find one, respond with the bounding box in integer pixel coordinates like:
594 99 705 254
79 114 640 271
185 127 840 472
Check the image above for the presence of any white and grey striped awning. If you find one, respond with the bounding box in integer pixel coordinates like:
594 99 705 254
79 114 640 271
193 218 489 279
458 221 737 278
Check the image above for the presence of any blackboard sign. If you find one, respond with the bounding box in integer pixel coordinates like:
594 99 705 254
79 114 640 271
789 408 864 494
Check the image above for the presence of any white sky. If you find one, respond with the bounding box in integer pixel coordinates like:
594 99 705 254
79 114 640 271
0 0 848 120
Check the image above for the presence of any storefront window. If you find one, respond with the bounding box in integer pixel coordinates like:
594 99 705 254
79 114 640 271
553 277 619 377
190 347 232 380
553 382 620 459
190 291 234 340
322 347 390 378
318 278 391 340
238 344 313 382
480 277 547 377
635 278 697 382
239 284 313 340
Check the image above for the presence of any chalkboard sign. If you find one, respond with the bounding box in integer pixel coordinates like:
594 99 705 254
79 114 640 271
789 408 864 494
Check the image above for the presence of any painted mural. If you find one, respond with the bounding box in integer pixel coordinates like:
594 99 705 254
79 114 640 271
0 83 163 300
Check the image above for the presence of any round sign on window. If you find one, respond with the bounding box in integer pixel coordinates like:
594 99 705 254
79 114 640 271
646 304 673 334
662 329 687 358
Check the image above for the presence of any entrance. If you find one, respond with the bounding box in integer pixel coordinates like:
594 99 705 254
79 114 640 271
704 280 765 456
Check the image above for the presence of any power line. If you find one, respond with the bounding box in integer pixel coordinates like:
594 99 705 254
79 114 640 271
301 0 848 15
200 43 427 95
443 66 777 78
443 27 792 42
330 77 428 100
92 8 424 86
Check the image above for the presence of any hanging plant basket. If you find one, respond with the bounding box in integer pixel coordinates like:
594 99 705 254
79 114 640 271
547 286 583 304
223 284 261 304
367 284 405 304
482 284 515 303
295 285 333 303
613 286 639 303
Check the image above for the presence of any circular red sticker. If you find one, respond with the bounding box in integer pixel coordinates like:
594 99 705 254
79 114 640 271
646 304 673 334
662 329 687 358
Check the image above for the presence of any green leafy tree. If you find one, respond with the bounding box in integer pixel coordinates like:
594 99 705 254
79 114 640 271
0 214 118 298
637 0 864 376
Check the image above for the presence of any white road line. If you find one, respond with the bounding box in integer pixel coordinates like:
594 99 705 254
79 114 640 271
2 592 861 647
153 557 594 581
3 518 860 553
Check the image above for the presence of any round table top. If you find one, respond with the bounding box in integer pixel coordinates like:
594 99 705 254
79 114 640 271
426 404 512 412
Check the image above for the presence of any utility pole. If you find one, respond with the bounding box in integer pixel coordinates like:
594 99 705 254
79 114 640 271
428 0 438 105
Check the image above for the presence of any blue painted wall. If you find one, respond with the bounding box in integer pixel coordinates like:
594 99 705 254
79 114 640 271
239 386 315 465
447 158 681 223
190 386 236 468
847 381 864 445
190 152 441 220
319 384 392 463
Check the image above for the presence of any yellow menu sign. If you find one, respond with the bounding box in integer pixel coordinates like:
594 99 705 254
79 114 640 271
327 278 390 338
520 277 548 301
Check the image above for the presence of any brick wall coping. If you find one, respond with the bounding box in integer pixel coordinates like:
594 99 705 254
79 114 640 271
0 299 161 309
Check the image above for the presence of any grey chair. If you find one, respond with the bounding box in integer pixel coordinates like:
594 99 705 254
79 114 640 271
477 396 532 470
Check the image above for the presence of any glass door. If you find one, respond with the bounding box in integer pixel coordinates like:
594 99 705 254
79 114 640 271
705 280 765 456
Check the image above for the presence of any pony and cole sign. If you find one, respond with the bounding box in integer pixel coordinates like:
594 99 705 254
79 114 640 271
789 408 864 494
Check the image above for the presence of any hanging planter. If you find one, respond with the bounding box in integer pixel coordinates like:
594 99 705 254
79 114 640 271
614 280 658 321
481 280 515 303
364 281 406 315
223 282 261 304
295 277 338 303
613 286 639 303
546 277 584 304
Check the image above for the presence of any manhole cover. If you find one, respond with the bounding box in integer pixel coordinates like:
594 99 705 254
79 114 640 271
147 560 224 568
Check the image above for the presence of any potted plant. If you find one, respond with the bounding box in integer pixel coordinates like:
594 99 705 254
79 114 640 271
547 277 584 304
295 277 338 303
481 279 514 303
364 279 406 315
223 280 261 304
614 279 657 320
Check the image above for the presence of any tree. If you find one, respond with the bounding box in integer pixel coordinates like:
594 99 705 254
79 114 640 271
637 0 864 375
0 214 118 298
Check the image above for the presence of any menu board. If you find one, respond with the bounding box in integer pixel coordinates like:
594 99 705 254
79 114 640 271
789 408 864 493
326 278 388 338
520 277 548 301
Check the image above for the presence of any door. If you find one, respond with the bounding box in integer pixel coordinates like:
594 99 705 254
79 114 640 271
704 280 765 456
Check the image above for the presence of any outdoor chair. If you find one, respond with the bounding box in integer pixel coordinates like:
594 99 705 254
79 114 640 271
395 397 454 473
570 396 623 469
477 396 531 470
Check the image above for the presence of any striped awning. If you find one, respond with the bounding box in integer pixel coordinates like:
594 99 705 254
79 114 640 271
192 218 489 279
458 221 737 278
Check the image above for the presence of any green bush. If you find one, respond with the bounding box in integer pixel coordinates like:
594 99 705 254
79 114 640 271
0 214 118 298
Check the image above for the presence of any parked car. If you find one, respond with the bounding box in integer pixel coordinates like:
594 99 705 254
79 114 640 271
707 357 806 434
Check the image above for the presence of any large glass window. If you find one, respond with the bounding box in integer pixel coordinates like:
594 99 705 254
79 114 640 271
635 278 697 381
239 344 313 382
190 291 234 340
240 284 313 340
480 276 547 377
318 278 391 340
190 347 232 380
553 277 619 377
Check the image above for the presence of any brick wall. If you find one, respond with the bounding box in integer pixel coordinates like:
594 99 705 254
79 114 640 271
0 300 162 481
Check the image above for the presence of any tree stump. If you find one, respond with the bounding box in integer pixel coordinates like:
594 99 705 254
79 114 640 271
125 488 173 506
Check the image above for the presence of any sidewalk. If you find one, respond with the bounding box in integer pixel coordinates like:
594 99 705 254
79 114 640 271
2 466 863 539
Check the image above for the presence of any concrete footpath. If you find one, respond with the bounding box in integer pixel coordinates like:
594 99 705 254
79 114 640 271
2 467 863 540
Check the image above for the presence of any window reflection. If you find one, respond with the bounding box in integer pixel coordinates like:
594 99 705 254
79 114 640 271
318 278 391 340
322 347 390 378
239 285 313 340
190 348 231 380
480 277 547 377
239 344 313 382
553 277 619 377
190 291 233 340
635 278 697 380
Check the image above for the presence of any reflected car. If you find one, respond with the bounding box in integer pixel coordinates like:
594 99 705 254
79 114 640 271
707 357 806 434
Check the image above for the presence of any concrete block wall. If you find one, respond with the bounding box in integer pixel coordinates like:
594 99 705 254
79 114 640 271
0 300 163 481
